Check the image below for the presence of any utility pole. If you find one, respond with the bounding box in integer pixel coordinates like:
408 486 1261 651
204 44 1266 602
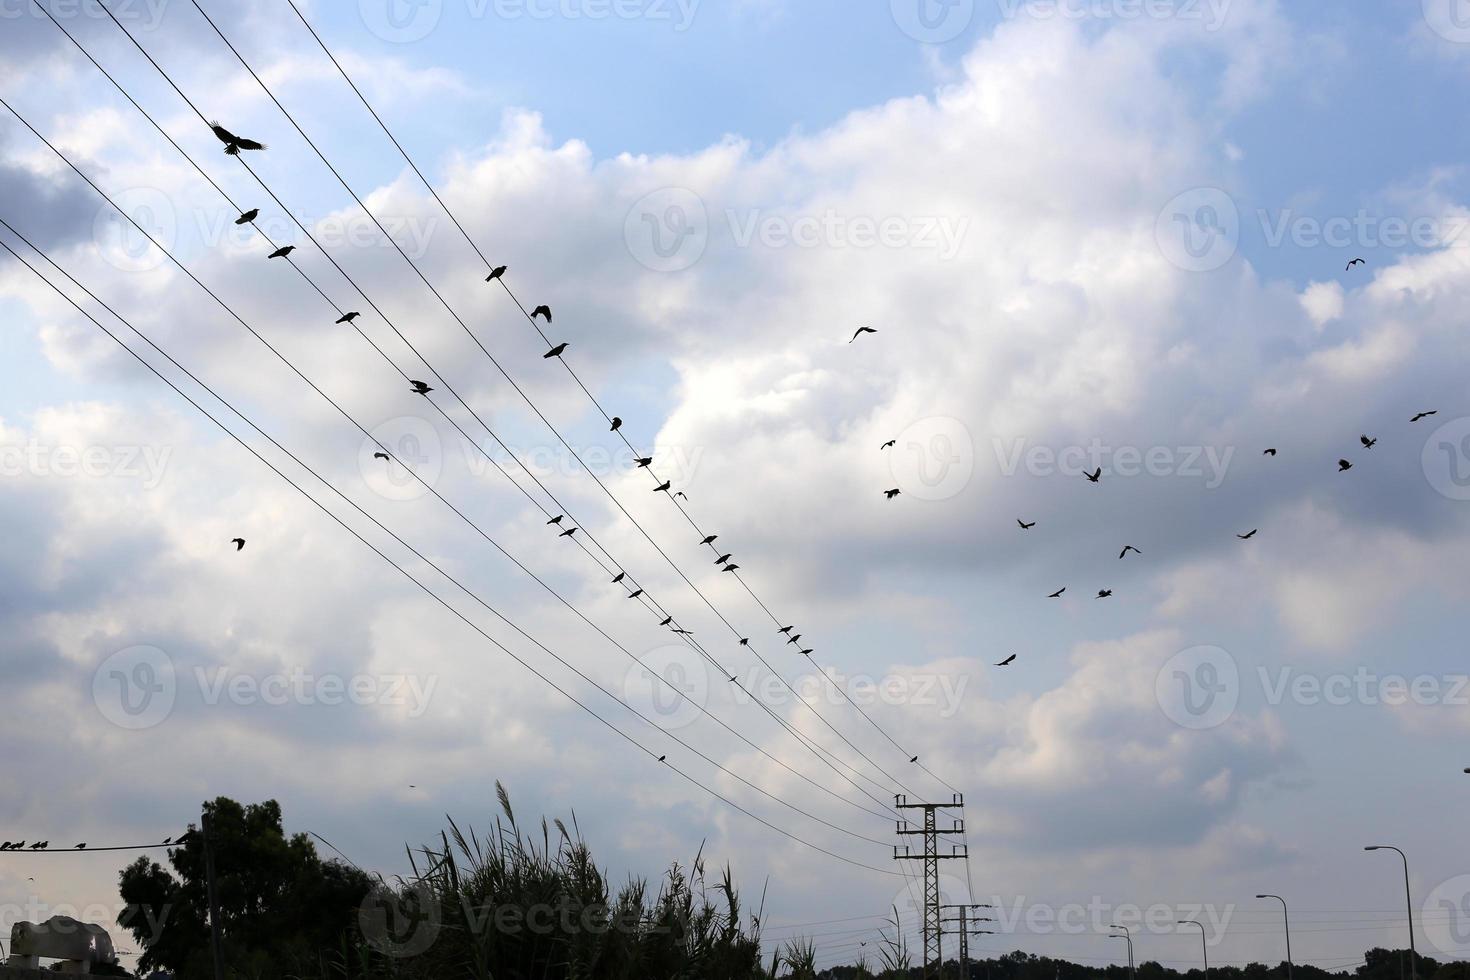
895 794 967 979
201 811 226 980
942 903 995 979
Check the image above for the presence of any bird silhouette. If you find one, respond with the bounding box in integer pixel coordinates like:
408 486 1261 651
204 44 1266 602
74 843 86 850
627 589 644 599
636 457 654 468
1238 529 1258 540
161 837 172 845
267 245 295 259
1360 434 1377 448
335 311 360 324
723 564 740 573
849 326 878 343
543 343 568 359
660 616 674 627
610 417 622 431
231 538 246 551
715 554 732 565
880 439 896 450
1119 546 1141 559
409 380 433 395
786 634 802 645
611 572 625 584
672 628 693 635
657 755 666 763
701 534 719 545
485 265 507 281
799 648 813 656
1410 411 1438 423
547 515 565 526
210 122 266 154
996 654 1017 667
654 481 672 492
778 626 794 634
1096 589 1113 598
1263 448 1278 456
373 452 390 461
558 528 577 538
1346 257 1366 270
531 305 552 322
234 208 258 225
1085 468 1102 483
1338 459 1353 472
675 491 688 500
909 755 919 763
1047 588 1066 598
1018 519 1036 530
739 638 749 646
884 488 901 499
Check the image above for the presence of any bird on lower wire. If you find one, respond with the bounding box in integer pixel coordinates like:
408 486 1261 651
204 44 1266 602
267 245 295 259
543 343 568 359
335 311 360 324
654 481 671 492
610 417 622 431
234 208 258 225
409 380 433 395
485 265 507 281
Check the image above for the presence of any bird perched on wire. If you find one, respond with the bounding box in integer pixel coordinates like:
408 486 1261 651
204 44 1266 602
610 417 622 432
267 245 295 259
611 572 626 584
654 481 672 492
715 554 732 565
409 380 433 395
234 208 258 225
336 311 361 324
636 457 654 468
547 515 565 526
485 265 507 282
723 564 740 573
544 343 568 359
701 534 718 545
210 121 266 155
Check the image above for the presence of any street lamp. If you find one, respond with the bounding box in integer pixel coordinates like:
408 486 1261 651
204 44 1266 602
1256 895 1293 980
1365 846 1418 980
1110 925 1136 980
1179 919 1209 980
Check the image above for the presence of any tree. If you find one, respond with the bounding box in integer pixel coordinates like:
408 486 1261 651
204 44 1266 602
117 797 374 978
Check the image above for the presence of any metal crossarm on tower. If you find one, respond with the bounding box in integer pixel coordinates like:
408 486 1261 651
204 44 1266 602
894 794 967 978
942 903 995 977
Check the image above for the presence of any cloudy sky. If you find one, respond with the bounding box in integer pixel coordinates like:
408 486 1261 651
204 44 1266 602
2 0 1470 972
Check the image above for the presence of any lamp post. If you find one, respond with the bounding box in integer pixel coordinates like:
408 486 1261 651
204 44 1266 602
1365 846 1418 980
1109 925 1136 980
1179 919 1209 980
1256 895 1293 980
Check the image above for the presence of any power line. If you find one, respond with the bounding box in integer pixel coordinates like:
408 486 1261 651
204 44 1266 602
277 0 958 800
32 0 904 830
171 0 920 804
83 0 912 819
0 226 905 882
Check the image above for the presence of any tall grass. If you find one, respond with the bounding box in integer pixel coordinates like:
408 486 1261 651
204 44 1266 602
330 782 768 980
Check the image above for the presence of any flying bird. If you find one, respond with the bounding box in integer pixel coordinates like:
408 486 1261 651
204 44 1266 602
1360 434 1377 449
543 343 568 359
1018 519 1035 530
1085 468 1102 483
210 122 266 154
1411 411 1438 423
996 654 1017 667
1263 448 1277 456
1338 459 1353 472
485 265 507 281
880 439 896 450
610 417 622 431
1238 529 1258 540
409 380 433 395
1346 257 1366 270
675 491 688 500
335 311 361 324
267 245 295 259
1119 546 1141 559
531 305 552 322
654 481 672 492
231 538 246 551
234 208 258 225
849 326 878 343
1048 588 1066 598
884 488 901 499
372 452 390 461
1096 589 1113 598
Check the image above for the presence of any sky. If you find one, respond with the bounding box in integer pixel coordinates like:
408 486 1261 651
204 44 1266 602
2 0 1470 973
